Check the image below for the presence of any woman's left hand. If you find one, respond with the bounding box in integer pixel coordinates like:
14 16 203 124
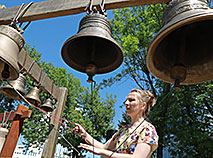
78 143 103 155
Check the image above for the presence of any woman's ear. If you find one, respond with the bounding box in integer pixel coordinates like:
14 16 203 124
140 102 147 111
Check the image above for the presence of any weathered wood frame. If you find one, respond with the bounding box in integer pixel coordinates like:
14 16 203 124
0 0 170 25
0 0 171 157
0 104 32 157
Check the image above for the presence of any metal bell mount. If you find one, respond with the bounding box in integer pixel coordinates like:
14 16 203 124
0 2 33 80
146 0 213 87
61 0 123 82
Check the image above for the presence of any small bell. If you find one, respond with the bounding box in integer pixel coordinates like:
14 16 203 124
25 86 41 105
146 0 213 85
0 73 26 100
61 13 123 79
40 98 53 112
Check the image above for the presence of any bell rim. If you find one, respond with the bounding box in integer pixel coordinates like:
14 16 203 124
147 11 213 85
0 86 26 100
61 33 124 74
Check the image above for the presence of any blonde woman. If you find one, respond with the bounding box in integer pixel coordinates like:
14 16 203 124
75 88 158 158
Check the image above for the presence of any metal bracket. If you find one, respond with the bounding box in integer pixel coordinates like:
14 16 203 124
85 0 107 16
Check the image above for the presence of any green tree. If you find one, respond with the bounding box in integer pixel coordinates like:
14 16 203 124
101 3 212 158
0 44 116 157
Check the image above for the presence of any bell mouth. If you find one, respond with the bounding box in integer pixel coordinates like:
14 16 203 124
147 9 213 85
61 34 123 75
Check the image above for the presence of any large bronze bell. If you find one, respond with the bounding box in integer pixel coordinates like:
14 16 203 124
40 98 53 112
146 0 213 86
0 25 25 80
61 13 123 79
0 73 26 100
25 86 41 105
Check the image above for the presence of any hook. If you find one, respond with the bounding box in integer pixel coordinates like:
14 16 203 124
10 2 33 33
100 0 106 15
85 0 93 14
84 0 106 15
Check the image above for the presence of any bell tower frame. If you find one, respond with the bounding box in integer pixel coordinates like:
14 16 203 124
0 0 170 157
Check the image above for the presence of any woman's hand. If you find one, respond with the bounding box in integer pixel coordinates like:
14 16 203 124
74 123 87 138
78 143 104 155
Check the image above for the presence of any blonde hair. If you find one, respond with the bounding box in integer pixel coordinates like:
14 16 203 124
130 88 156 116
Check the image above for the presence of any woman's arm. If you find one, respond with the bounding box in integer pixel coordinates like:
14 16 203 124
74 123 115 150
78 142 151 158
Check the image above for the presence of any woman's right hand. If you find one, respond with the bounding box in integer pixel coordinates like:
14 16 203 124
74 123 87 138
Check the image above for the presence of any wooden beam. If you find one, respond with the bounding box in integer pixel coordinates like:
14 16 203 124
18 49 60 100
0 0 170 25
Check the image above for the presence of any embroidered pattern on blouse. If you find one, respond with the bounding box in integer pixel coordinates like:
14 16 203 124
112 121 158 156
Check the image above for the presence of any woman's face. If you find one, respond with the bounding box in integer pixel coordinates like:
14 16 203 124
125 92 144 116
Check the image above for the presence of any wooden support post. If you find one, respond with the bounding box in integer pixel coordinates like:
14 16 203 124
0 104 32 157
41 87 68 158
0 0 171 25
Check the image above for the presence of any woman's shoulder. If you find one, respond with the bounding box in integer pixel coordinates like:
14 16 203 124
143 120 157 130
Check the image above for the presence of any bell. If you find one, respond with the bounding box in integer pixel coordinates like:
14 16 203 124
25 86 41 105
0 73 26 100
0 25 25 80
146 0 213 86
61 13 124 78
40 98 53 112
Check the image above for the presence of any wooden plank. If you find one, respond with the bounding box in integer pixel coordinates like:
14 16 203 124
18 49 59 100
41 87 68 158
0 0 170 25
0 105 29 157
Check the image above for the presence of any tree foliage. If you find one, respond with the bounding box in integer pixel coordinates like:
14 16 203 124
104 3 212 158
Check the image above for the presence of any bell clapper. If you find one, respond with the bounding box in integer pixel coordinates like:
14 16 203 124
86 64 96 83
87 75 95 83
171 31 187 90
2 63 10 80
170 64 187 90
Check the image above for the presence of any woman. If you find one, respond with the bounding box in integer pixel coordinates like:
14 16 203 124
74 88 158 158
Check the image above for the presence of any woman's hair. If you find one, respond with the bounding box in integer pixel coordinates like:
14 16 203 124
130 88 156 116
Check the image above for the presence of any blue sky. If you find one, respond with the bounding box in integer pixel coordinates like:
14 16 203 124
1 1 138 128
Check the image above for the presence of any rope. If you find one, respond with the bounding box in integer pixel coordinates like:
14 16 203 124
5 78 174 157
5 80 82 155
91 81 95 158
